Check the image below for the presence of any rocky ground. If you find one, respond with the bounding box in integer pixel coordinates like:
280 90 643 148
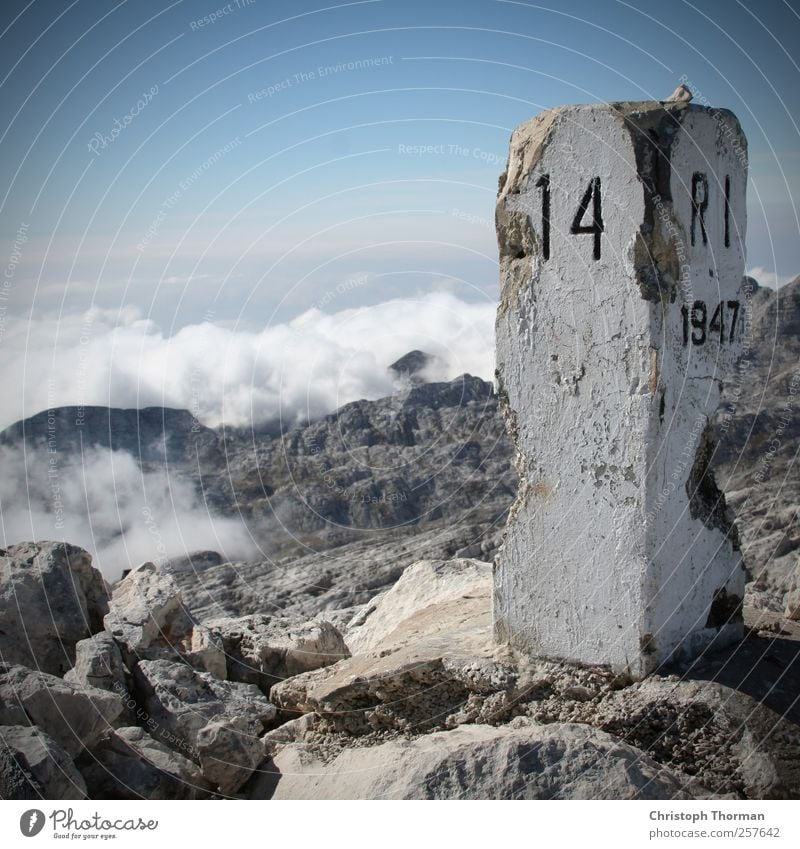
1 541 799 800
169 277 799 624
712 277 800 618
0 370 514 572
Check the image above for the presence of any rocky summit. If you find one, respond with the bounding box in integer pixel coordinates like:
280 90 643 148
0 278 798 799
0 544 798 800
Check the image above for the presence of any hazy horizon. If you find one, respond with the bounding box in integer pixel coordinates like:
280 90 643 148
2 0 799 328
2 0 799 572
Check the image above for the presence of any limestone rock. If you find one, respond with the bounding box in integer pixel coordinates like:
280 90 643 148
161 372 512 622
64 632 126 693
664 83 693 103
165 550 224 573
270 555 800 799
345 557 492 653
0 725 87 799
1 375 513 596
206 614 349 693
172 521 503 625
104 562 225 678
590 677 800 799
271 558 512 734
185 626 227 680
786 584 800 621
260 713 318 755
0 406 223 467
262 720 697 800
712 278 800 615
0 664 123 757
0 541 109 675
194 716 264 796
105 562 182 648
79 726 211 799
133 659 276 794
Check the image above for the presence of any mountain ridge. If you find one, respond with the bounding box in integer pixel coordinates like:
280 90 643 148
1 277 797 612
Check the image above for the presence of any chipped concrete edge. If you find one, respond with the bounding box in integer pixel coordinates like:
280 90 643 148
495 107 563 322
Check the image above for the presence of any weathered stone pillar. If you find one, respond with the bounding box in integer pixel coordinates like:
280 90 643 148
493 99 747 678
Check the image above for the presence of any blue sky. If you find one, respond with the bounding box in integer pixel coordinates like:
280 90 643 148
1 0 799 331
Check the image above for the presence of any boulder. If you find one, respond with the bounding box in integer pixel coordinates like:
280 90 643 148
258 720 697 800
104 562 225 678
0 663 123 757
194 716 265 797
0 725 87 799
588 677 800 799
345 558 492 654
261 713 317 755
64 632 126 693
133 659 276 795
271 557 507 734
78 726 211 799
206 614 349 693
165 550 224 573
784 569 800 621
105 562 181 648
0 541 109 675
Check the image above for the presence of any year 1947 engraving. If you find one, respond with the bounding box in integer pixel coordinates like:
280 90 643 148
681 299 740 346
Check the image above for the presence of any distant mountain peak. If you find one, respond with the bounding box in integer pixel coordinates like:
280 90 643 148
389 350 436 383
389 350 432 376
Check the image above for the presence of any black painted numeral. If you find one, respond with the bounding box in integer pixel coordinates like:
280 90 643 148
682 300 740 346
724 174 731 248
535 171 734 261
726 299 739 342
536 174 550 261
687 300 707 345
709 301 724 341
570 177 604 260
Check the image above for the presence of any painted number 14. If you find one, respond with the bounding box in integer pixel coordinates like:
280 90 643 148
535 175 604 261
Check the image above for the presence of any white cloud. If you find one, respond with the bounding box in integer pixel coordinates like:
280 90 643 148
160 274 213 285
746 266 797 290
0 292 497 576
0 292 497 432
0 445 258 580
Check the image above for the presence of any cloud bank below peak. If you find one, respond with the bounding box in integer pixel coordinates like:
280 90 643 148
0 292 497 432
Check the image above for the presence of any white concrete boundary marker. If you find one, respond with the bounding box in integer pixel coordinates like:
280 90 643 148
493 98 747 678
